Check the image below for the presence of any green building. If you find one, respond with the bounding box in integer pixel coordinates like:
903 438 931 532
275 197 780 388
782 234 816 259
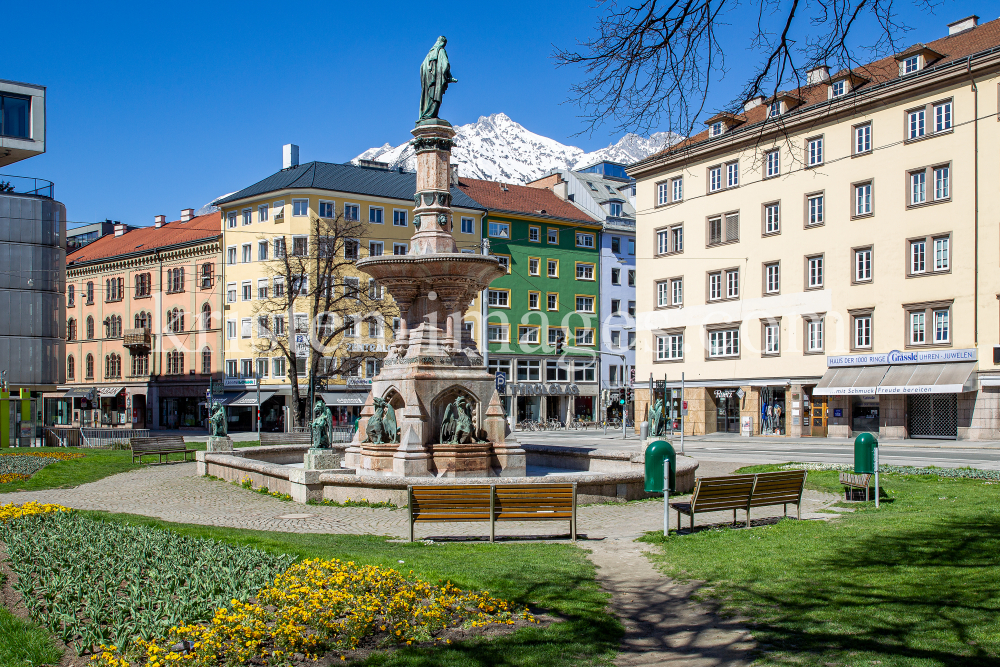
460 178 603 424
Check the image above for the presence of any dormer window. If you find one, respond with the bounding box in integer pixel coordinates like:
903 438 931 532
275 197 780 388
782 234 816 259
609 202 623 217
710 121 724 137
831 80 846 97
768 103 782 118
903 55 920 74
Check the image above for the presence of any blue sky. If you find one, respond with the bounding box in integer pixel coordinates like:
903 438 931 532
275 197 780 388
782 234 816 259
3 0 990 226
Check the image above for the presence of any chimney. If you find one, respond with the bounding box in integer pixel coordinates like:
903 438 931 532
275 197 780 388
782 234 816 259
743 95 765 112
154 215 166 228
283 144 299 169
450 163 460 186
114 223 125 237
180 208 194 222
947 15 979 35
807 65 830 85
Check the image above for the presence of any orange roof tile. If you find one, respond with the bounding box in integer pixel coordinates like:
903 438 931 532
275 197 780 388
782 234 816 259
67 212 221 265
457 178 598 224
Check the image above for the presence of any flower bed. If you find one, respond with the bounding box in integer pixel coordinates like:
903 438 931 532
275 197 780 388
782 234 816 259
0 512 294 655
0 501 71 522
92 558 535 666
0 451 85 483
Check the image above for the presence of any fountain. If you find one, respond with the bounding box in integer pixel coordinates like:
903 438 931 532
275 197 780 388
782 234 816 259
346 35 525 478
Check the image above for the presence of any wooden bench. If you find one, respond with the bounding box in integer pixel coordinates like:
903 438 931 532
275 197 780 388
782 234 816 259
839 472 874 500
408 483 577 542
671 470 808 533
130 436 196 464
259 431 312 446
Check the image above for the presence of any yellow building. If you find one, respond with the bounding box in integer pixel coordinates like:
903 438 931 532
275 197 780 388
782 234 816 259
630 16 1000 440
215 152 485 430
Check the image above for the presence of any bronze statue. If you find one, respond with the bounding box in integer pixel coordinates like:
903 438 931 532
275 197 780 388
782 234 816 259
366 397 399 444
648 398 665 437
441 396 474 444
209 401 227 437
419 36 457 121
310 398 333 449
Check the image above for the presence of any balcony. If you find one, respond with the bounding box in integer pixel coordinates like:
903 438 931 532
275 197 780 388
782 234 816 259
123 328 151 350
0 173 54 199
604 216 635 231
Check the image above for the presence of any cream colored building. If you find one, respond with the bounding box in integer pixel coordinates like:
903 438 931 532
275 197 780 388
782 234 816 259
215 151 486 430
630 15 1000 440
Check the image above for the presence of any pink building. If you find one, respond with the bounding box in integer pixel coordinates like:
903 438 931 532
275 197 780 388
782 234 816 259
47 210 223 430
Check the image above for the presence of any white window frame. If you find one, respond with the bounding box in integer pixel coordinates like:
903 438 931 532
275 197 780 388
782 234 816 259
807 194 824 226
854 315 872 349
656 333 684 360
908 109 925 140
258 204 269 222
460 217 474 234
764 322 780 355
487 289 509 308
292 199 309 217
393 242 408 255
807 318 824 352
726 161 739 188
934 309 950 343
672 177 683 202
392 209 408 227
807 256 824 288
487 324 509 343
671 278 683 306
855 248 872 282
854 182 872 216
807 137 824 166
764 202 780 234
708 272 722 301
708 328 740 358
369 206 384 224
708 166 722 192
933 101 952 133
765 263 780 294
855 123 872 154
765 150 779 178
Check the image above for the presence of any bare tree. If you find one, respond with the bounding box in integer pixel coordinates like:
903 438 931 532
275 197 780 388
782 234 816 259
253 213 397 427
556 0 939 138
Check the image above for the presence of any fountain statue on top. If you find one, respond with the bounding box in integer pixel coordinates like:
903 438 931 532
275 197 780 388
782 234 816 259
346 37 524 478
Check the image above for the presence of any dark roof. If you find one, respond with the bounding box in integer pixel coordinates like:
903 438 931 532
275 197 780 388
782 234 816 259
458 178 600 224
215 161 484 210
67 213 221 265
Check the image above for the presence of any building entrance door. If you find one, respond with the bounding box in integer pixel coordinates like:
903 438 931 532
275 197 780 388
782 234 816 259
714 391 740 433
811 399 828 437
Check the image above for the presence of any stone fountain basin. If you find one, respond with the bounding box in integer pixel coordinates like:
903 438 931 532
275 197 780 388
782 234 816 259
196 444 698 505
355 253 504 284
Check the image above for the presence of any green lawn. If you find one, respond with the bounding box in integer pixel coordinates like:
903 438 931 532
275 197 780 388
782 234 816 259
78 511 620 666
0 447 141 494
0 574 63 667
641 466 1000 667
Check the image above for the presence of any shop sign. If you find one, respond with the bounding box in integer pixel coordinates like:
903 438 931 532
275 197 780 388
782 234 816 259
347 377 373 387
713 389 735 399
346 343 388 353
833 408 843 417
294 334 309 356
828 348 977 368
736 388 745 399
224 377 258 388
509 383 580 396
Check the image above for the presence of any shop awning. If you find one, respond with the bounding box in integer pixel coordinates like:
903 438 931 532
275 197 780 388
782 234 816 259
98 386 124 397
813 366 888 395
63 388 93 398
876 362 978 394
321 392 368 407
214 392 245 406
215 392 276 407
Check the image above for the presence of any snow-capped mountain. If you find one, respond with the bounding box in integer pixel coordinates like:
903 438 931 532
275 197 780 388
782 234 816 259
354 113 681 183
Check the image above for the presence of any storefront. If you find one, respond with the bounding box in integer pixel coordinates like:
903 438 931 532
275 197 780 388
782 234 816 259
320 392 367 427
506 382 597 424
159 397 203 429
711 388 741 434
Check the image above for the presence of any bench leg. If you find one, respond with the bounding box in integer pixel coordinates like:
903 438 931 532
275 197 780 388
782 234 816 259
732 509 736 526
490 489 495 543
784 503 787 516
690 513 694 534
797 503 801 521
746 509 750 529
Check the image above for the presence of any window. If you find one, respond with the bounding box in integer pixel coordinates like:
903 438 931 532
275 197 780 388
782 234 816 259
934 101 952 133
292 236 308 256
241 358 253 378
522 257 538 277
242 208 252 226
85 354 94 379
764 202 780 234
831 80 846 97
726 269 740 298
257 279 269 300
763 321 780 355
611 236 621 254
806 193 824 226
529 226 540 242
627 270 635 287
722 161 737 188
709 272 722 301
934 166 950 200
393 210 408 227
855 123 872 154
495 255 510 273
934 309 950 343
227 211 237 228
765 263 780 294
910 170 926 204
272 357 286 378
657 181 669 205
528 291 540 310
854 315 872 349
611 268 621 285
67 284 75 307
369 241 384 257
256 357 269 379
488 324 509 342
344 239 359 260
274 314 286 336
854 182 872 216
807 137 824 166
273 278 285 298
488 221 508 238
807 318 825 352
576 232 595 248
671 278 683 305
610 330 621 349
547 293 558 311
765 150 779 178
241 281 252 301
573 360 596 382
344 277 359 299
934 237 949 271
576 262 595 280
708 328 740 358
273 201 285 220
575 295 595 313
547 228 559 244
460 217 474 234
708 166 722 192
656 333 684 360
909 235 950 276
66 355 75 380
0 93 30 138
710 121 723 136
609 202 623 217
241 243 251 263
226 319 236 339
292 199 308 216
908 109 925 139
344 203 360 221
67 318 77 341
910 311 926 344
85 315 94 339
855 247 873 282
369 206 384 224
273 237 286 258
902 55 920 74
547 259 559 278
807 255 824 288
226 283 236 303
315 201 334 218
393 242 408 255
258 204 268 222
518 326 540 345
657 230 668 255
670 178 683 203
768 102 781 117
708 212 739 245
517 359 541 381
487 289 509 308
656 281 670 308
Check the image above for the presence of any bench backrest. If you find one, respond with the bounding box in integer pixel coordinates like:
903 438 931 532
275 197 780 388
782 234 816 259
839 472 872 487
749 470 807 508
410 485 492 522
259 432 312 445
131 436 187 452
495 483 575 520
689 474 756 512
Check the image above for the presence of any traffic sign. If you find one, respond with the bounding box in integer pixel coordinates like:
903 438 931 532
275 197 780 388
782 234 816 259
495 371 507 394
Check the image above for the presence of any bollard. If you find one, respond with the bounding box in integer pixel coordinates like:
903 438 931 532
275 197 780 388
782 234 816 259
663 459 670 537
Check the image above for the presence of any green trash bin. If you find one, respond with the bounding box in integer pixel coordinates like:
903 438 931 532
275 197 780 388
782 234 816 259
854 432 878 474
644 440 676 493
